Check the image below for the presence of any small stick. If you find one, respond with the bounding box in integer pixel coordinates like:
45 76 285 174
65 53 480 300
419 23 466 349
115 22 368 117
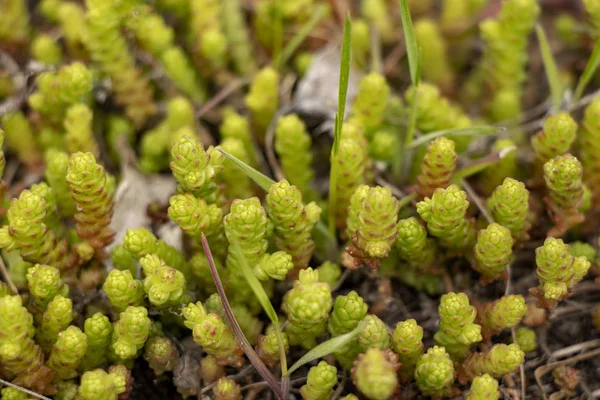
0 378 52 400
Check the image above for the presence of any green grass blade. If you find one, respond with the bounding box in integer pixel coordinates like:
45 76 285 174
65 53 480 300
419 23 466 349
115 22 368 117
286 322 365 376
328 14 352 239
574 39 600 101
451 145 516 184
536 24 563 110
399 0 420 85
332 14 352 156
276 4 329 69
218 148 276 191
229 239 287 374
407 126 505 149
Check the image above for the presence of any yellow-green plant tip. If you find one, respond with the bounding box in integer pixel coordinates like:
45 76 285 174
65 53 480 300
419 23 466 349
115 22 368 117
45 149 77 217
414 19 454 91
569 242 596 263
0 295 56 394
1 112 42 169
111 306 151 361
392 319 424 381
64 104 99 157
28 62 93 124
48 325 88 380
283 268 332 346
1 387 30 400
275 114 315 194
414 346 455 398
256 327 289 367
82 312 112 371
532 112 577 165
544 154 585 229
254 251 295 281
514 327 537 353
352 348 399 400
66 151 115 251
84 0 156 126
32 34 63 64
168 193 218 238
160 47 206 102
368 129 397 162
351 72 390 136
266 180 321 269
333 136 367 231
78 369 120 400
434 292 482 361
328 290 368 337
462 343 525 380
405 83 472 153
346 185 399 264
580 98 600 204
110 244 137 275
218 137 252 199
417 184 475 251
358 314 391 352
467 374 499 400
316 261 341 288
37 294 74 351
26 264 68 318
245 67 279 136
144 336 178 376
141 254 187 308
480 295 526 336
361 0 393 41
473 222 514 282
212 377 242 400
191 313 243 366
300 361 338 400
123 227 190 277
534 237 579 303
487 177 531 240
103 269 145 313
395 217 437 271
224 197 269 270
170 135 223 199
479 0 540 121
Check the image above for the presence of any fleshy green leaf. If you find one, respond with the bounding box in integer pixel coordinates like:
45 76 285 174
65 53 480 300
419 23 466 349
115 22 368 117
574 39 600 101
286 322 365 376
407 126 505 149
536 24 563 110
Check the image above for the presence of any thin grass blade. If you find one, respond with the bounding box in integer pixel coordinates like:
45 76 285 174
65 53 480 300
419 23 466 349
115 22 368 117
452 146 516 184
399 0 420 85
574 39 600 101
286 322 365 376
536 24 563 110
332 14 352 156
277 5 329 68
407 126 505 149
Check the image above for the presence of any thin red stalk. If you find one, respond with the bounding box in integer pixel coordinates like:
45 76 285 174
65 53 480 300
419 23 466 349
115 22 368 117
201 234 285 400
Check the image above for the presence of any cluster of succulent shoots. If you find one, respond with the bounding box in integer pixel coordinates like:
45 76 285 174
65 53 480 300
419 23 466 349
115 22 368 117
1 0 600 399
